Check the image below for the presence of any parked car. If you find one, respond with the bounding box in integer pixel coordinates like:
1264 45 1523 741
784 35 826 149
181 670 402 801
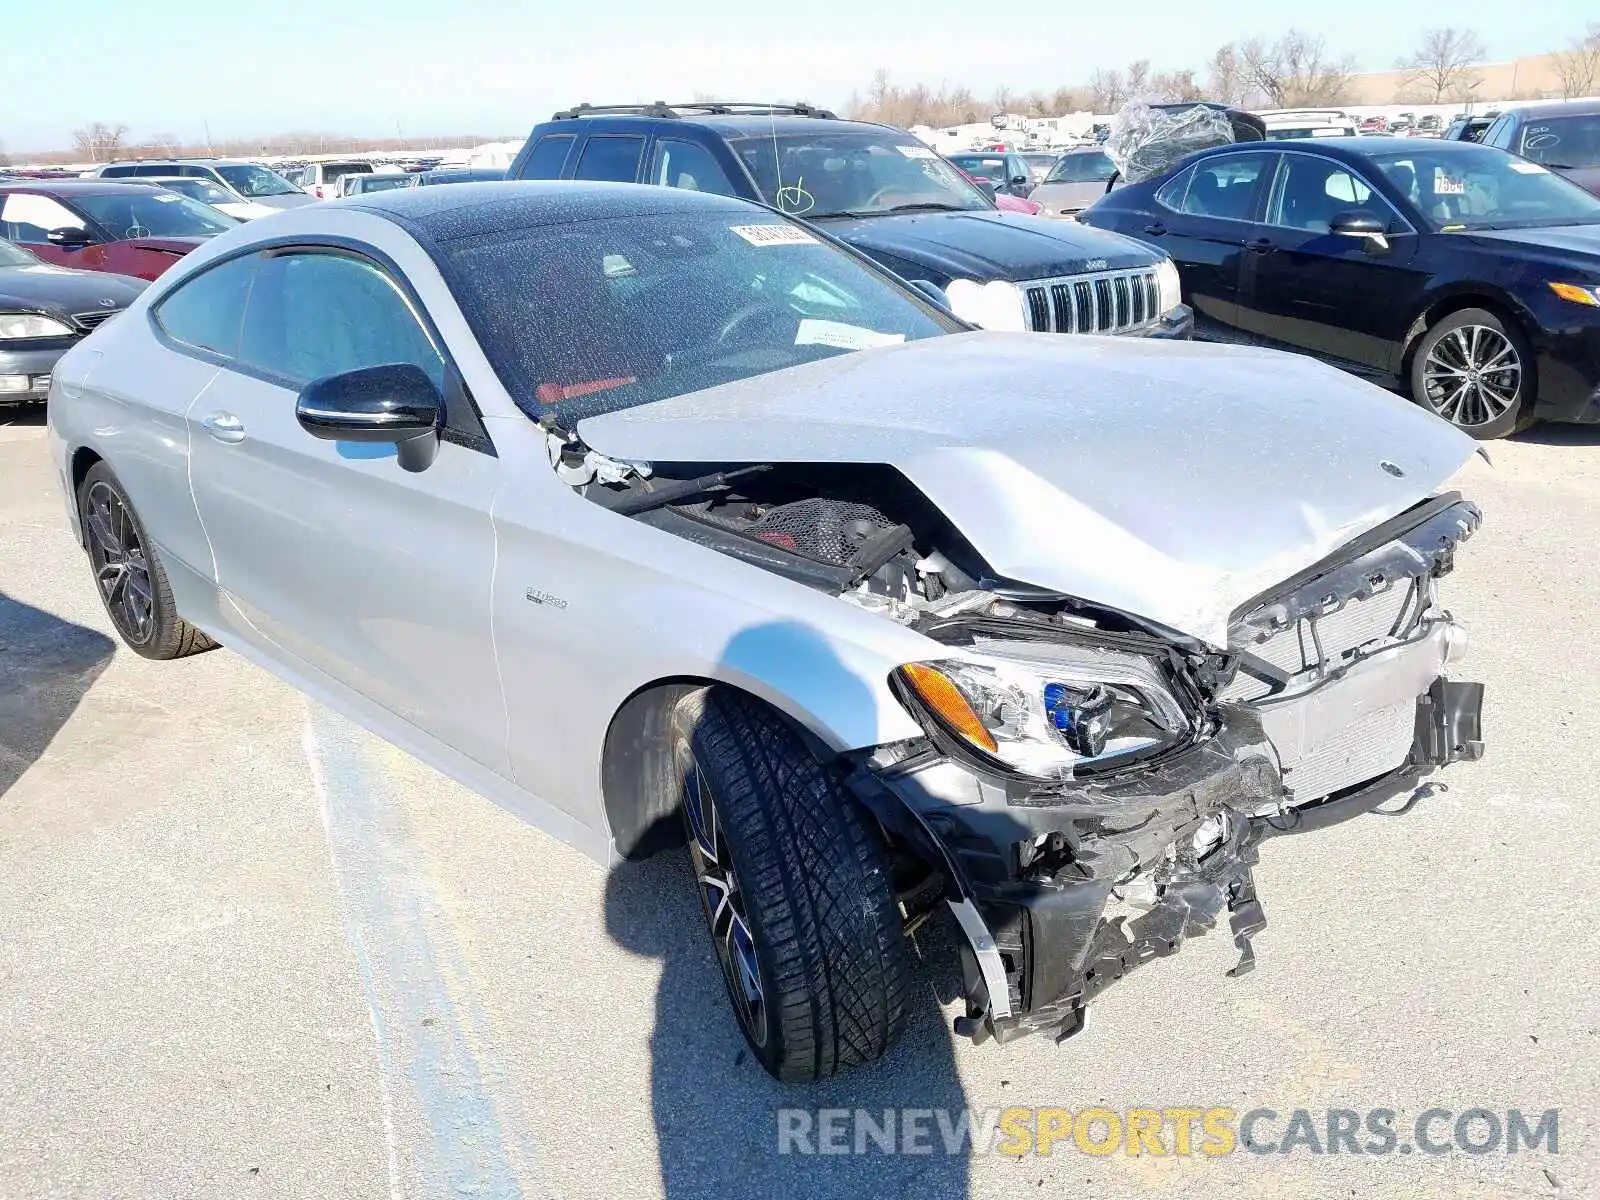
0 181 238 281
48 180 1486 1080
89 159 313 211
1480 101 1600 197
413 168 506 186
1029 147 1118 218
508 102 1191 338
1358 116 1388 134
1444 113 1496 143
339 173 417 196
1417 114 1443 135
293 160 375 199
1019 151 1060 183
1259 109 1359 140
126 176 279 220
1080 137 1600 437
946 151 1035 197
0 238 144 404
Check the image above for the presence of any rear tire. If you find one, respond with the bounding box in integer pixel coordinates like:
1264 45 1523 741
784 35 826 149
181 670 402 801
77 462 217 660
669 687 912 1082
1409 308 1535 440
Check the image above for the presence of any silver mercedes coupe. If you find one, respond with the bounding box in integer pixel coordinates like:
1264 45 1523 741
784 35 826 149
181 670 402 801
46 182 1486 1081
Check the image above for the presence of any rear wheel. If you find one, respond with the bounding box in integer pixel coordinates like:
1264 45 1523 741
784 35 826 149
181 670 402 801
77 462 216 660
670 687 912 1082
1409 308 1534 440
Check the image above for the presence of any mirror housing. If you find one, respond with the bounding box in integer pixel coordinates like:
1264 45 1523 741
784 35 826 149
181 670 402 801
1329 210 1391 254
908 278 954 310
47 227 95 249
296 362 442 472
974 178 999 203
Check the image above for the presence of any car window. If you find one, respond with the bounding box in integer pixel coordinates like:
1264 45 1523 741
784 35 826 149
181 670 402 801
521 134 574 179
73 190 236 239
1481 117 1512 150
0 194 87 244
648 139 737 197
734 132 990 217
1154 165 1194 211
1044 151 1115 184
1516 114 1600 169
237 251 445 389
433 210 961 425
152 253 259 357
214 163 303 197
100 165 136 178
1266 155 1399 233
574 136 644 183
1369 144 1600 229
131 165 172 177
1177 153 1272 221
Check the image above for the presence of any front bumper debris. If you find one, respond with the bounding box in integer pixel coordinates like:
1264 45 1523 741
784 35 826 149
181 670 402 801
848 673 1484 1046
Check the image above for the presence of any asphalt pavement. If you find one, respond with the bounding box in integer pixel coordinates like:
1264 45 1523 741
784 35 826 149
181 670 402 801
2 404 1596 1199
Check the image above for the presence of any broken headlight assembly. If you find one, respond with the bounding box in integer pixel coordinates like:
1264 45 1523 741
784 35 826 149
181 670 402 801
893 638 1194 781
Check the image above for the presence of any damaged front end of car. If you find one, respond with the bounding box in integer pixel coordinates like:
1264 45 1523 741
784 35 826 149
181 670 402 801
841 494 1485 1047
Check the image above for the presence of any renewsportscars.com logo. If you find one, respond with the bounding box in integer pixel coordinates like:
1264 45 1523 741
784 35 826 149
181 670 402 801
776 1107 1560 1158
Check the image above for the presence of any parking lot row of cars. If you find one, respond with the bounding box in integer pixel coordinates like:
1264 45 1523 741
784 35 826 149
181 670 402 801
4 97 1600 435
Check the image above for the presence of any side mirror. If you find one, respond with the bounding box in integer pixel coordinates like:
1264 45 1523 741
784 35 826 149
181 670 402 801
47 227 95 248
296 362 442 472
1010 174 1030 187
974 178 998 202
1329 209 1391 254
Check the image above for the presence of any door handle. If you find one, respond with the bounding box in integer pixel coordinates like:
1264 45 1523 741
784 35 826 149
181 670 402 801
1143 222 1167 236
1246 237 1276 253
202 412 246 444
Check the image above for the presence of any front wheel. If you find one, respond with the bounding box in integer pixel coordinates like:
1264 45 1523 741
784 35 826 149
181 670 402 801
77 462 216 660
671 687 912 1082
1409 308 1534 440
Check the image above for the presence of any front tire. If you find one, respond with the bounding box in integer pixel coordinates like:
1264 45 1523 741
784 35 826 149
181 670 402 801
1409 308 1534 440
671 687 912 1082
77 462 216 660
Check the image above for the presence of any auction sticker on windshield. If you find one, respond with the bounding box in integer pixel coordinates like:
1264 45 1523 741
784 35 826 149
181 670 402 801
730 224 818 247
1433 168 1466 195
794 319 906 352
1509 161 1549 174
896 145 938 159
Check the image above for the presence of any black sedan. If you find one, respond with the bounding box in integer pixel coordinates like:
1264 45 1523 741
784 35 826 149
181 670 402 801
1081 137 1600 438
0 238 145 405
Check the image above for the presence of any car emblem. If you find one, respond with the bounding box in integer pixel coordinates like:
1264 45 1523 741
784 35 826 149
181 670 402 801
98 298 117 307
1380 460 1404 478
1083 258 1109 271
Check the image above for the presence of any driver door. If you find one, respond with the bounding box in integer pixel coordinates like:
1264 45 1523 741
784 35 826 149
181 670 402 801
186 246 509 774
0 193 93 270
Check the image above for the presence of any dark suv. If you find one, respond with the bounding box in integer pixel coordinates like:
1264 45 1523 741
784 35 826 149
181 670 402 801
508 102 1191 338
1480 101 1600 197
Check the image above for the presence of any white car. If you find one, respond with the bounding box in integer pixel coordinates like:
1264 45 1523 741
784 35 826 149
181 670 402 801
45 181 1487 1081
89 159 314 211
133 176 279 220
292 160 375 199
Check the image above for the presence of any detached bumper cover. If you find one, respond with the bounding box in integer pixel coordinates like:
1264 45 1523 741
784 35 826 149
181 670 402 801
850 673 1483 1045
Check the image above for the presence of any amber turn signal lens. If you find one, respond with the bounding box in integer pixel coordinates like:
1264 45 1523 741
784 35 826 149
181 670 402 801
1548 282 1600 307
899 663 998 753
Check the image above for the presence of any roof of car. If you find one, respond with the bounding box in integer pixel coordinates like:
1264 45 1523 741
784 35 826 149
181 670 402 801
541 110 899 140
1194 135 1490 161
346 179 757 240
0 179 171 197
1503 99 1600 118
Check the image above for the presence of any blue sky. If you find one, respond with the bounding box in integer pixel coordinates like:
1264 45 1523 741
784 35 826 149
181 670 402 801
2 0 1593 151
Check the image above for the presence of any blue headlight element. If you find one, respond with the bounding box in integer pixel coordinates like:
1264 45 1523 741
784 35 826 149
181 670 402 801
1043 681 1115 757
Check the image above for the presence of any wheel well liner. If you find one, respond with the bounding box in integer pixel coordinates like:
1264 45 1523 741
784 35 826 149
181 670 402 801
69 447 103 542
600 677 847 859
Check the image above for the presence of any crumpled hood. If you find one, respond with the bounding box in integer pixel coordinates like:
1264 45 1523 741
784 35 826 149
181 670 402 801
815 210 1162 284
578 333 1478 647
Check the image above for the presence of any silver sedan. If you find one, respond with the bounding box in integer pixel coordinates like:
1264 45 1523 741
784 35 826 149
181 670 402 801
47 181 1487 1081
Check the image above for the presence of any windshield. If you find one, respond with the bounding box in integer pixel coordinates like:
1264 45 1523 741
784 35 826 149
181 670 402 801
1369 144 1600 230
158 179 235 206
438 210 960 426
1516 114 1600 169
731 132 990 218
948 154 1009 184
0 239 38 267
1044 151 1115 183
75 191 239 239
215 164 301 197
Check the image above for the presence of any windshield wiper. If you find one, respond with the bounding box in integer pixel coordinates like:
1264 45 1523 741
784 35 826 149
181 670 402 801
816 202 975 218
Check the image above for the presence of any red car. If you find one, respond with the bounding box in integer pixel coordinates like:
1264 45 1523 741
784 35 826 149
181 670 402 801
0 180 237 281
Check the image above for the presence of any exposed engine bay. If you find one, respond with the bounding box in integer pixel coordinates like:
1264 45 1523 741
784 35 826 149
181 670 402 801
551 431 1486 1045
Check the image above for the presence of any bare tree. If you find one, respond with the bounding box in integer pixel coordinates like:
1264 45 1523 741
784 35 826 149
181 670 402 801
1124 60 1152 101
1240 30 1355 107
1150 68 1203 103
1553 23 1600 100
1397 28 1486 103
1205 43 1252 106
1050 85 1088 113
71 122 129 163
1090 67 1128 113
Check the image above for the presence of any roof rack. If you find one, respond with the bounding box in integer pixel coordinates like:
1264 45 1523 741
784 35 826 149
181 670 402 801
551 101 838 121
